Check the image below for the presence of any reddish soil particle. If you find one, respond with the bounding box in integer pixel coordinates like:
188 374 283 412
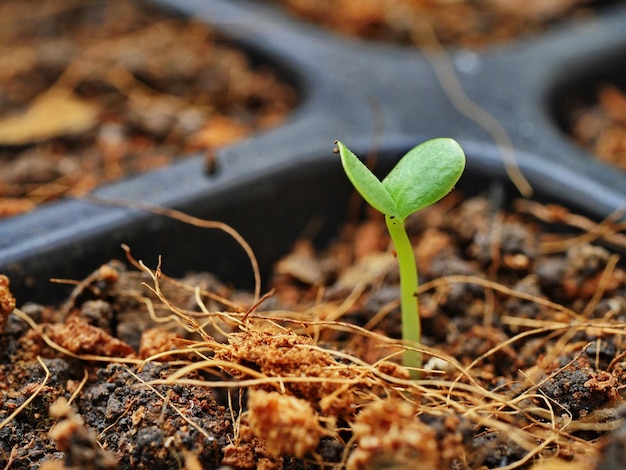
0 274 16 333
347 398 440 469
248 390 324 458
214 326 360 416
569 83 626 171
138 327 185 360
46 314 136 358
222 423 283 470
45 398 118 470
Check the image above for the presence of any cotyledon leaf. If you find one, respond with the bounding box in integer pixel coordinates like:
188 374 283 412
383 138 465 220
336 141 399 216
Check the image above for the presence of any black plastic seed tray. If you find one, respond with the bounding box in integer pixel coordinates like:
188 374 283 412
1 0 626 303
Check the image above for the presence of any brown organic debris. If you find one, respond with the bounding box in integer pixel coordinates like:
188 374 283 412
46 398 117 470
139 327 184 360
214 325 361 415
222 423 283 469
46 314 136 358
248 389 324 458
0 274 16 333
347 399 440 470
569 83 626 171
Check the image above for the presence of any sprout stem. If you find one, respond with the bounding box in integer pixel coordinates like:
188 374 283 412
385 214 422 379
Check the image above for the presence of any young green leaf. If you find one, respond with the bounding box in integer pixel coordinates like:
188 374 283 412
336 137 466 379
336 141 399 217
382 138 465 220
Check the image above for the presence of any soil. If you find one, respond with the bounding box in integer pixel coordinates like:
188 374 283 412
0 0 296 218
270 0 624 48
566 83 626 172
2 192 626 469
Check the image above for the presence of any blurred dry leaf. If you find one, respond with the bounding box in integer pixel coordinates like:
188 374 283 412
0 88 99 145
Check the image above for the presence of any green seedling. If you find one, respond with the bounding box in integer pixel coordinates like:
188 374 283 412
336 138 465 378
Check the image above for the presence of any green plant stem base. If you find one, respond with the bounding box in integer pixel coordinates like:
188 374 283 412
386 213 422 379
